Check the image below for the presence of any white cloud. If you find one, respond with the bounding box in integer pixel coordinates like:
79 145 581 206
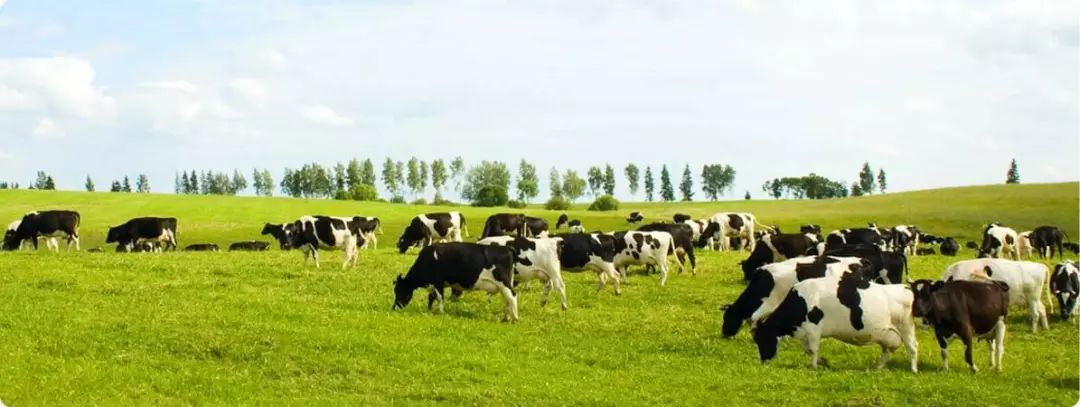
139 80 198 93
31 117 62 138
301 105 353 127
0 57 115 120
227 78 268 108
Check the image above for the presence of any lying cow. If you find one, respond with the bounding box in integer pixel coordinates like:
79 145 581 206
638 223 697 275
524 216 549 237
555 214 584 233
229 241 271 251
942 258 1050 332
1065 242 1080 255
612 230 677 286
554 232 620 295
753 274 918 372
184 243 219 251
911 279 1009 372
915 247 936 256
825 223 885 251
477 236 566 309
393 242 518 322
481 213 526 238
1051 260 1079 321
965 241 979 249
286 216 362 268
107 217 178 252
739 232 824 280
2 210 81 251
626 211 644 224
397 211 467 253
977 223 1019 260
940 237 960 256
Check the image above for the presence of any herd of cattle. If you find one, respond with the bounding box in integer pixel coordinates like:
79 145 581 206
3 209 1078 372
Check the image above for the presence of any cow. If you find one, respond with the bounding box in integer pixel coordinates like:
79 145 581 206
106 217 177 252
919 234 941 245
825 224 885 251
556 214 570 229
392 242 518 322
261 223 293 249
4 220 58 251
524 216 549 238
1050 260 1080 321
396 212 468 253
481 213 526 238
700 212 765 252
184 243 219 251
965 240 979 249
1029 225 1068 259
612 231 678 286
2 210 80 251
823 243 909 284
119 240 161 252
285 216 362 268
978 223 1019 260
800 224 823 239
638 223 697 275
553 232 621 295
916 248 936 256
910 279 1010 372
673 213 692 223
1065 242 1080 255
350 216 382 249
1016 231 1034 259
477 236 566 309
722 256 872 338
752 274 919 372
229 241 271 251
942 258 1050 332
890 225 921 256
940 237 960 256
555 214 584 233
738 233 824 280
626 211 644 224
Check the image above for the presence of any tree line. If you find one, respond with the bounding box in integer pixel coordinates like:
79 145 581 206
761 162 887 200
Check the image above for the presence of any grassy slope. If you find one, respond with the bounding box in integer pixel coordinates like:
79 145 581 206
0 183 1076 405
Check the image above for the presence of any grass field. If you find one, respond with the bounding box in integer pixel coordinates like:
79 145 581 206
0 183 1076 405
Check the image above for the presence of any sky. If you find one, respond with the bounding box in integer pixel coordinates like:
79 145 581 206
0 0 1076 200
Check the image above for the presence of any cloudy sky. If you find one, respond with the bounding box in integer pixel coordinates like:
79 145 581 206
0 0 1076 200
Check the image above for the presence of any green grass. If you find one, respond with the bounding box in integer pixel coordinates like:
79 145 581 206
0 182 1076 405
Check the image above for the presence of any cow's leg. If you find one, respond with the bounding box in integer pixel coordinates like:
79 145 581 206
47 238 59 252
1028 299 1041 333
658 260 669 287
876 345 893 370
993 319 1006 371
805 335 821 368
311 247 321 268
552 272 568 310
959 327 976 373
497 281 518 322
934 329 950 371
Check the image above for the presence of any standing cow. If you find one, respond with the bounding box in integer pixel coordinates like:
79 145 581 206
481 213 527 238
478 236 566 309
1050 260 1080 321
942 258 1050 332
106 217 177 252
825 224 885 251
554 233 621 295
285 216 362 268
638 222 698 275
396 212 468 253
890 225 920 256
1029 225 1068 259
910 279 1010 372
700 212 765 252
393 242 518 322
351 216 382 249
612 231 678 286
2 210 80 251
5 220 58 251
977 223 1019 260
738 232 824 280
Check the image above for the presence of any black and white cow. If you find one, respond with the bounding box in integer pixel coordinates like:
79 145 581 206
554 232 621 295
1051 260 1080 321
823 243 909 284
753 274 919 372
638 223 697 275
556 214 570 229
2 210 80 251
261 223 293 249
481 213 526 238
229 241 271 251
739 233 825 280
1029 225 1067 259
393 242 518 322
396 212 467 253
106 217 177 252
673 213 692 223
942 259 1050 332
612 230 677 286
1065 242 1080 255
478 236 566 309
626 211 644 224
350 216 382 249
184 243 219 251
285 216 362 268
524 216 549 238
911 279 1010 372
700 212 764 252
890 225 920 256
940 237 960 256
825 224 885 251
721 256 872 337
5 220 58 251
554 214 584 233
977 223 1019 260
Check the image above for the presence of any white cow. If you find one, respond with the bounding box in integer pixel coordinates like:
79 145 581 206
478 236 567 309
942 258 1051 332
978 224 1020 260
612 230 677 286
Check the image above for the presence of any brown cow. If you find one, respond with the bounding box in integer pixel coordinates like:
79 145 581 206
910 279 1010 372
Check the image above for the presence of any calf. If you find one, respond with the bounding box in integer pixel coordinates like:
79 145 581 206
397 212 467 253
261 223 293 249
977 223 1019 260
2 210 81 251
523 216 549 237
753 274 918 372
5 220 58 251
739 233 824 280
638 223 697 274
393 242 518 321
940 237 960 256
478 236 566 309
184 243 219 252
942 258 1050 332
612 231 677 286
229 241 271 251
554 232 620 295
626 211 644 224
481 213 526 238
350 216 381 249
106 217 178 252
1050 260 1080 321
286 216 362 268
910 279 1009 372
823 243 909 284
1029 225 1067 259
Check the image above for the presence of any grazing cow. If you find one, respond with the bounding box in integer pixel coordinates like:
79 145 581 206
1016 231 1034 259
722 256 871 338
942 259 1050 332
184 243 219 251
393 243 518 322
106 217 178 252
553 232 620 295
523 216 549 238
890 225 921 256
965 240 979 249
626 211 644 224
477 236 566 309
940 237 960 256
825 224 885 251
567 220 584 233
920 234 942 245
638 222 698 274
916 248 936 256
2 210 81 251
612 230 677 286
481 213 526 238
4 220 58 251
396 212 467 253
910 279 1009 372
285 216 362 268
1065 242 1080 255
700 212 764 252
977 223 1019 259
350 216 382 249
261 223 293 249
1050 260 1080 321
753 274 918 372
823 243 909 284
1029 225 1067 259
229 241 271 251
556 214 570 229
739 233 824 280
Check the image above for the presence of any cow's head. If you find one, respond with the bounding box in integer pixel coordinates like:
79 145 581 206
261 223 291 249
397 224 423 254
1052 262 1080 321
556 214 569 229
392 274 413 310
105 225 121 244
909 279 944 318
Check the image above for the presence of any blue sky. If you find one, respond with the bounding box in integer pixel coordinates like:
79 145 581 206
0 0 1076 200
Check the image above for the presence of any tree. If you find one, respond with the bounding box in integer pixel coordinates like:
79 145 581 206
461 161 511 206
136 174 150 193
419 160 429 196
231 169 247 194
877 169 887 193
602 164 616 196
562 169 586 203
259 169 273 196
678 161 695 199
382 158 399 198
858 162 874 195
189 171 199 194
252 169 264 195
430 159 447 197
586 166 604 197
659 165 675 202
333 162 346 193
701 164 736 200
110 180 122 192
548 167 562 198
34 171 51 190
174 173 182 194
122 176 132 192
644 166 655 202
516 159 539 202
851 182 864 197
624 164 640 197
85 176 95 192
180 172 190 194
394 161 405 198
406 157 421 197
44 176 55 190
1006 159 1020 184
762 179 783 200
346 159 363 189
744 191 751 200
450 157 466 192
360 159 377 186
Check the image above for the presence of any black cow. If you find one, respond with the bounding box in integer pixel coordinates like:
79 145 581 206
1065 242 1080 255
965 240 979 249
626 211 644 224
481 213 527 238
940 237 960 256
554 232 620 295
106 217 178 252
673 213 692 223
638 222 697 274
1029 225 1067 259
229 241 271 251
1051 260 1079 321
911 279 1010 372
825 225 885 250
556 214 570 229
184 243 219 251
524 216 549 237
2 210 81 251
823 243 908 284
739 233 823 280
261 223 293 249
397 212 467 253
392 242 519 321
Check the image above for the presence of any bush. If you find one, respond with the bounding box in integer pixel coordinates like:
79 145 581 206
333 189 349 200
390 195 407 204
506 199 527 209
588 195 619 211
410 198 428 205
471 186 509 207
348 184 379 201
544 196 571 210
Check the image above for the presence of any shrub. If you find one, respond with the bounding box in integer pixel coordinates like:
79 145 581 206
588 195 619 211
410 198 428 205
348 184 379 201
333 189 349 200
390 195 407 204
544 196 571 211
471 186 509 207
506 199 527 209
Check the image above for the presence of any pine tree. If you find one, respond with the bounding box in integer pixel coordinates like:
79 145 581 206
643 166 655 202
190 170 199 194
877 169 887 193
858 162 874 195
110 180 122 192
660 165 675 202
1006 159 1020 184
85 176 95 192
122 176 132 192
136 174 150 193
678 164 694 201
